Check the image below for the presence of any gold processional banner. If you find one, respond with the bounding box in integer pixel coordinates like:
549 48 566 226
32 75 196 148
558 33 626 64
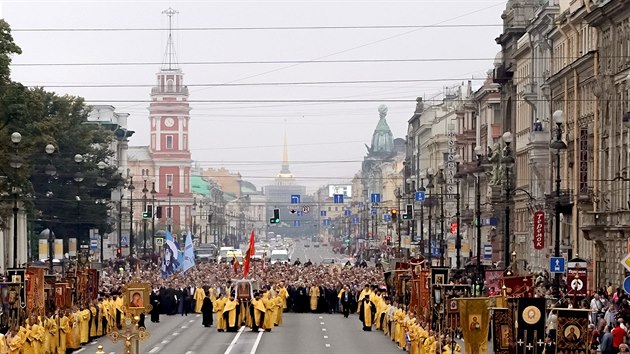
458 297 490 354
555 308 590 353
26 267 45 317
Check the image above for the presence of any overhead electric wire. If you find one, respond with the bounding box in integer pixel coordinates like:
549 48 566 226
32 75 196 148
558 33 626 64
11 24 503 32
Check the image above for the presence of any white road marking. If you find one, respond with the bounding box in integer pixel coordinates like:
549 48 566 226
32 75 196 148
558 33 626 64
322 328 327 331
149 347 161 353
189 319 195 322
250 330 263 354
109 352 115 354
325 344 331 347
185 351 195 354
223 326 246 354
161 340 170 344
196 314 201 317
324 335 328 339
75 349 85 353
320 322 325 325
173 332 180 336
318 316 323 319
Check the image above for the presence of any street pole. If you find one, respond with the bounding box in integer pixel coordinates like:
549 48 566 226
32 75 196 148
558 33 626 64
12 193 18 268
167 184 172 233
426 169 434 266
151 181 157 257
440 184 445 267
502 132 514 269
455 161 461 269
128 175 135 257
142 179 148 258
474 146 484 289
550 110 567 297
118 196 122 257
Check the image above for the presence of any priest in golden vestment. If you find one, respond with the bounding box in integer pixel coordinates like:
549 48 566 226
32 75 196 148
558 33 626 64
67 310 80 351
29 317 45 354
194 287 206 313
261 291 275 331
79 307 90 344
46 314 58 354
0 331 8 354
358 296 376 331
6 327 22 354
57 312 70 354
250 292 266 331
89 302 98 339
222 293 240 332
97 301 106 336
214 293 226 332
18 324 31 354
273 292 284 326
277 282 289 311
308 285 320 312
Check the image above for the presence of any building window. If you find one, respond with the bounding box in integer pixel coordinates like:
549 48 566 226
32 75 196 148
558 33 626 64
166 174 173 188
166 79 174 92
166 135 173 149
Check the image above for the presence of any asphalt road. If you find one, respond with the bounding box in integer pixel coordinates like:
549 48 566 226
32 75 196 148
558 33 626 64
88 312 401 354
289 241 349 265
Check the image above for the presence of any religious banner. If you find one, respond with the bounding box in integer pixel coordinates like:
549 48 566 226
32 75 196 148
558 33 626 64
516 297 546 354
533 211 545 250
555 308 590 353
6 269 25 308
54 283 68 309
417 269 430 320
430 267 449 286
492 307 512 354
503 275 534 297
485 270 503 295
87 269 99 300
26 267 45 317
458 297 490 354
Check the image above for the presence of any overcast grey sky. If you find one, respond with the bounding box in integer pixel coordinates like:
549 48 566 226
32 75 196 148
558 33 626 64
2 0 505 192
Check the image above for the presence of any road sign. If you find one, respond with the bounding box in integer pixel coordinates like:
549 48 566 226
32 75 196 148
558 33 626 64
296 210 304 217
156 237 164 246
483 243 492 260
333 194 344 203
384 214 391 222
320 211 326 217
371 193 381 203
291 195 301 204
371 208 377 216
323 219 331 226
121 236 128 247
293 220 301 227
621 253 630 272
90 239 98 250
352 216 359 225
302 206 310 213
415 191 426 202
550 257 566 273
430 240 440 256
344 209 351 216
624 276 630 295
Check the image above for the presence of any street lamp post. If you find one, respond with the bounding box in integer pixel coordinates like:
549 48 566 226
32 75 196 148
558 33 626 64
150 181 157 256
128 174 135 257
502 131 514 269
96 161 108 262
199 201 204 243
418 172 426 257
426 169 435 265
142 179 148 258
9 132 22 268
44 143 57 271
550 110 567 296
167 183 173 233
473 146 485 288
395 188 403 254
436 165 446 267
192 197 197 237
73 154 84 255
454 155 462 269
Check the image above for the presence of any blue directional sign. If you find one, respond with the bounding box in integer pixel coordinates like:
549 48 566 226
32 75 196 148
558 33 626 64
550 257 566 273
344 209 352 216
290 195 301 204
296 210 304 217
320 211 327 217
90 238 98 250
293 220 301 227
430 240 440 256
483 243 492 260
383 214 392 222
323 219 331 226
352 216 359 225
371 208 377 216
371 193 381 203
121 235 129 247
415 191 426 202
333 194 344 204
623 276 630 295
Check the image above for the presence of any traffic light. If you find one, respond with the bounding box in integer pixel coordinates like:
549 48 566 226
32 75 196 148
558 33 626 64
402 204 413 220
155 206 163 218
116 247 122 257
145 205 153 218
450 223 458 234
391 208 398 221
270 208 280 224
386 235 391 245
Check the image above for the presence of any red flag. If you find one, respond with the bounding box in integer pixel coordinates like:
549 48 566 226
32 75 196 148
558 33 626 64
243 229 255 277
233 258 240 274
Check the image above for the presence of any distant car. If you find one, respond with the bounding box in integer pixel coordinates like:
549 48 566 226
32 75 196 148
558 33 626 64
321 258 335 264
304 243 310 248
314 243 320 248
321 242 328 246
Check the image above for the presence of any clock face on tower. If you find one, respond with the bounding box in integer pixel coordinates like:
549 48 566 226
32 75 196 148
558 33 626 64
164 117 175 127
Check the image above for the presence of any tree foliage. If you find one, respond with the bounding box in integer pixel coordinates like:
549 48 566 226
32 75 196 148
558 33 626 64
0 20 122 250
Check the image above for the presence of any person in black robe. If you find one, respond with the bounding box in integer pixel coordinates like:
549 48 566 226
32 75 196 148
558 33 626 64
358 296 376 331
340 286 352 318
150 290 160 323
162 288 177 315
201 291 213 327
175 287 184 315
137 313 146 329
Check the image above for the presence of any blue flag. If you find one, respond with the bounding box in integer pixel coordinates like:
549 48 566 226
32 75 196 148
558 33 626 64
182 231 195 273
161 230 180 278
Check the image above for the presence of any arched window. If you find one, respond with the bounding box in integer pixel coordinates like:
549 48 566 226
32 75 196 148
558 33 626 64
166 79 174 92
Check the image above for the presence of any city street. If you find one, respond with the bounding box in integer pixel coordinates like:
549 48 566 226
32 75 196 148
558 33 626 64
288 241 348 265
90 312 400 354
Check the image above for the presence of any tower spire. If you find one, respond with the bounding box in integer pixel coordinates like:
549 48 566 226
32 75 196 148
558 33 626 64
280 126 291 174
161 8 179 71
